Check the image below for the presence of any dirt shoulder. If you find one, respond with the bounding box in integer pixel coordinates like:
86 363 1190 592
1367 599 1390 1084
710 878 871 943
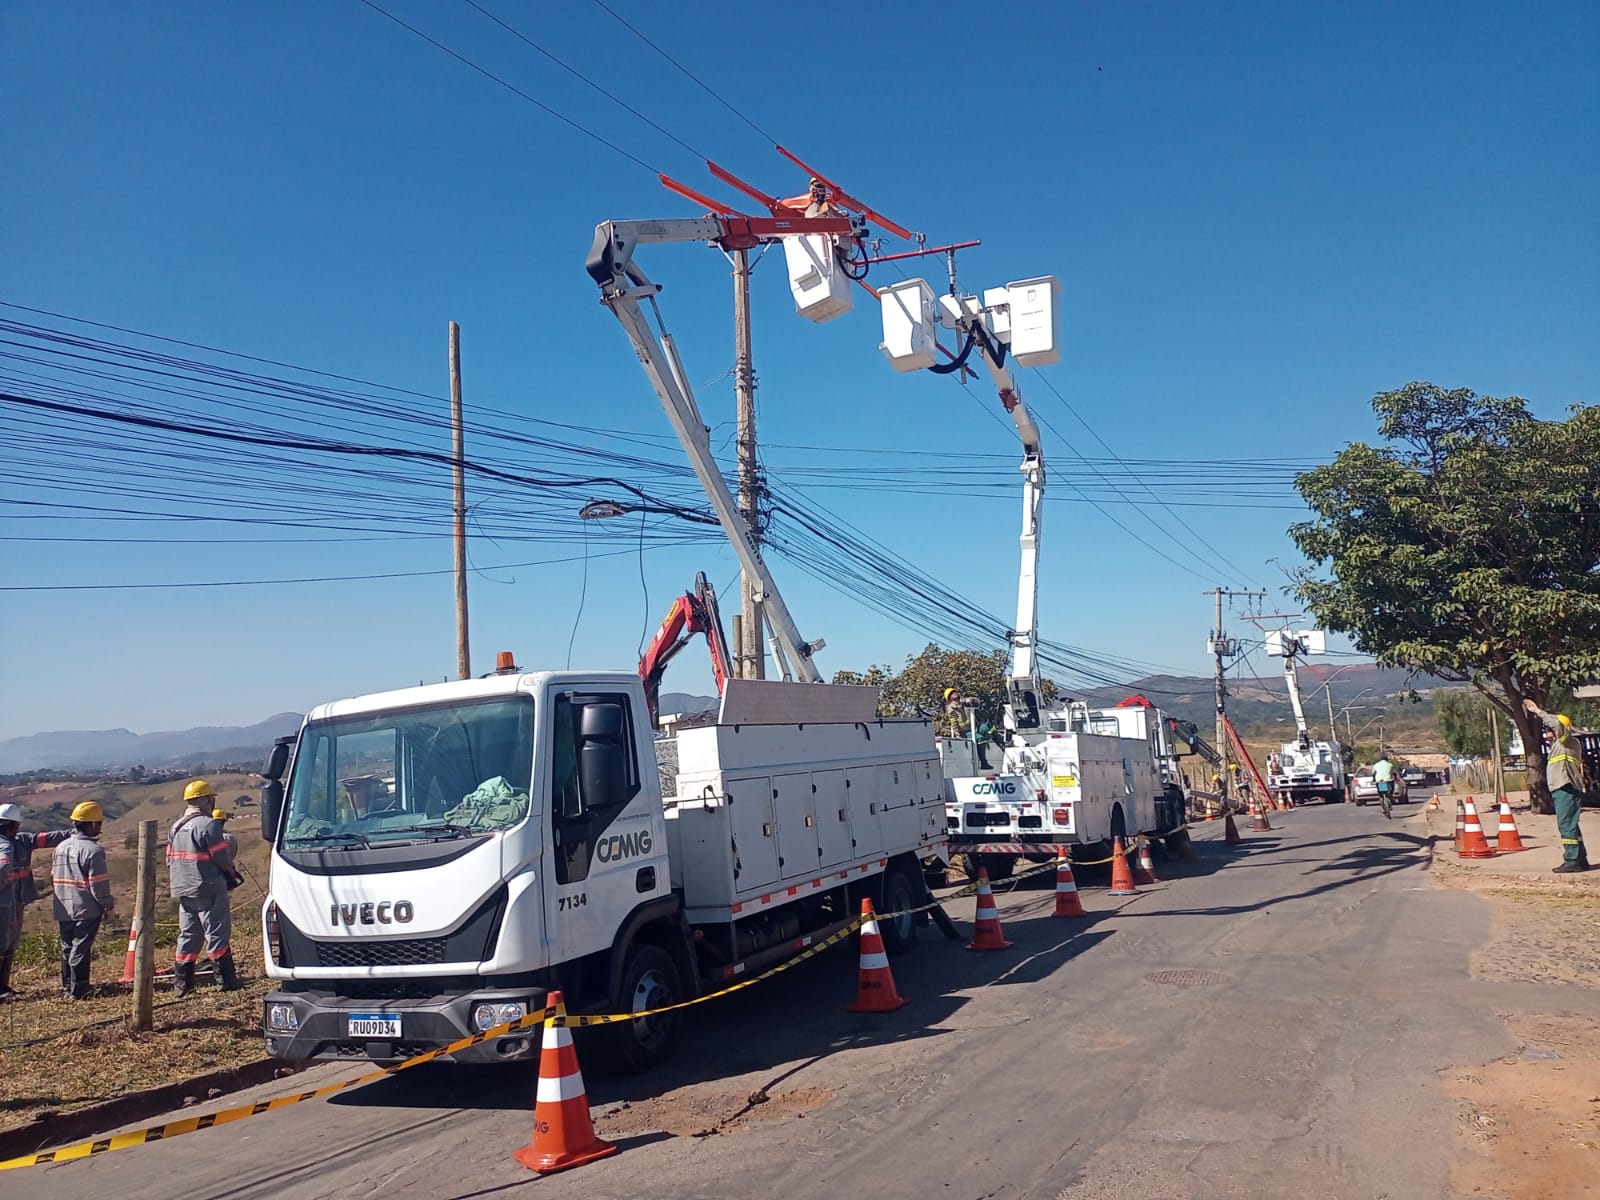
1432 834 1600 1198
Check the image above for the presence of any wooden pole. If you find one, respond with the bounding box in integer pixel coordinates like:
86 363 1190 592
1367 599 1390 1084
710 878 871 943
450 322 471 680
1489 706 1504 800
131 819 157 1032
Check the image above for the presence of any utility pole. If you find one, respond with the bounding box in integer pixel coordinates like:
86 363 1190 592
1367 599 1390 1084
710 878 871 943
449 322 470 681
1206 587 1267 809
130 819 157 1032
732 249 765 680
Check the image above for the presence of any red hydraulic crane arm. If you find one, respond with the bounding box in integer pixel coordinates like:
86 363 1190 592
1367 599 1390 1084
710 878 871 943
637 574 732 725
1222 715 1273 800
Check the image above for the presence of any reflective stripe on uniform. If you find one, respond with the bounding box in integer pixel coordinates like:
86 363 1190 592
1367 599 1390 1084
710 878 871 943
167 850 210 861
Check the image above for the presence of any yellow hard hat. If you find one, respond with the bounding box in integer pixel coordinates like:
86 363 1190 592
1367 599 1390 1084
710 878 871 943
212 808 231 821
184 779 216 804
70 800 104 823
1557 713 1573 730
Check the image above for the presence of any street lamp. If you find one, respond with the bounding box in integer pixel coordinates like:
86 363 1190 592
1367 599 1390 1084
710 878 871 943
1332 689 1374 743
1315 664 1362 739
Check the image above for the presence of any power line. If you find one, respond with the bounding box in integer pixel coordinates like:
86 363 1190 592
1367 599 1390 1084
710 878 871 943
353 0 665 175
589 0 780 145
462 0 711 161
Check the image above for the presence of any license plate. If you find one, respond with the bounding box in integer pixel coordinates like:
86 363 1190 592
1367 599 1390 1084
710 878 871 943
347 1013 401 1038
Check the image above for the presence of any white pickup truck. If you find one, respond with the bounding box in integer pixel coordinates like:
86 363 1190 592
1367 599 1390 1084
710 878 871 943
259 664 946 1070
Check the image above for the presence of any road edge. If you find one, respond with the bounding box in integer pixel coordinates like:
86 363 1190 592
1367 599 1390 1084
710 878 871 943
0 1058 305 1162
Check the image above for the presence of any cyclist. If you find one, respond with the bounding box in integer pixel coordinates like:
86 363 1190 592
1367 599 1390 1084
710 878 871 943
1373 752 1396 819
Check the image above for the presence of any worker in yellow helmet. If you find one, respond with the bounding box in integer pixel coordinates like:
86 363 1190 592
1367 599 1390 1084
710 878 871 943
167 780 242 994
51 801 115 1000
1523 699 1590 873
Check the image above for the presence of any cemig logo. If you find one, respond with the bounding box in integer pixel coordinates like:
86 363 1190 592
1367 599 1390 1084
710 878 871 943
970 781 1019 796
596 827 654 864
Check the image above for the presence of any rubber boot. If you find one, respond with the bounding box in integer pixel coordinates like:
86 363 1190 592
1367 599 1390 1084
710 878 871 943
173 961 196 998
216 951 242 992
0 951 15 1001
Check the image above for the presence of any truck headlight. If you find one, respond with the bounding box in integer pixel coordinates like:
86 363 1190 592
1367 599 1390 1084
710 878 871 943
267 1003 299 1033
472 1001 527 1032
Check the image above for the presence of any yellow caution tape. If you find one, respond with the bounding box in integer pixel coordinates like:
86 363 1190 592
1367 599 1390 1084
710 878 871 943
1 834 1182 1171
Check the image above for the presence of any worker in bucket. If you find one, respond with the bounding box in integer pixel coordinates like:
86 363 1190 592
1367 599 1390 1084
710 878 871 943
167 780 243 995
1523 698 1590 873
51 801 116 1000
0 803 74 1001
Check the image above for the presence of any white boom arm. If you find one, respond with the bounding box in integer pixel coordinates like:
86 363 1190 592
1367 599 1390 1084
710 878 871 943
1283 648 1311 748
958 313 1047 733
587 217 844 684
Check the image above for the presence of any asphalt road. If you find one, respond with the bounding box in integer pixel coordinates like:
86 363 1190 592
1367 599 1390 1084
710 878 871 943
15 794 1560 1199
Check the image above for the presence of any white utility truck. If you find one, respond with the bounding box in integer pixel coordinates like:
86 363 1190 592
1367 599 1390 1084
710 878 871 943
1263 628 1349 805
939 699 1191 879
258 672 944 1068
261 194 950 1068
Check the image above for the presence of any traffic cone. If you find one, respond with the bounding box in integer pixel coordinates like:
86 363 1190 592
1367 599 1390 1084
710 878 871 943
1457 797 1498 859
119 916 140 984
1108 837 1138 896
1133 839 1159 885
846 898 910 1011
1493 800 1528 853
1052 851 1087 918
1455 798 1466 853
512 991 617 1175
966 869 1013 951
1250 795 1273 832
1172 828 1198 861
1223 812 1242 846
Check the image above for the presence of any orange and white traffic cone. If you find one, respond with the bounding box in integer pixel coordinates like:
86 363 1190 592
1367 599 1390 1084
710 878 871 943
1108 837 1138 896
1493 799 1528 853
1280 789 1295 811
846 898 910 1011
512 991 617 1175
966 869 1013 951
1052 850 1087 918
1133 839 1159 885
1455 798 1465 853
119 916 140 984
1457 797 1498 859
1250 795 1273 832
1223 811 1242 846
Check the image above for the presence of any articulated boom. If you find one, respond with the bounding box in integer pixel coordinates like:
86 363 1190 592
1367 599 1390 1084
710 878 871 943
638 572 733 725
587 212 864 684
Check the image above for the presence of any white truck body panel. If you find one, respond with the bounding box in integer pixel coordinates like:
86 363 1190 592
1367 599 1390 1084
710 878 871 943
1269 740 1347 799
666 717 944 921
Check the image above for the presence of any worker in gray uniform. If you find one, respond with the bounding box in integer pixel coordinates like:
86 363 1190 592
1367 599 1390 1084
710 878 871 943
51 801 116 1000
0 802 74 1001
168 780 243 995
1524 699 1590 873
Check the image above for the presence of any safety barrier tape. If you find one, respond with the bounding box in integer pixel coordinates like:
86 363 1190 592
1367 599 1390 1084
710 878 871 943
0 834 1180 1171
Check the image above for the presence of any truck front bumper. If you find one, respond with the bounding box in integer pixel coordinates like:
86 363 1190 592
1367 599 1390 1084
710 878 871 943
263 982 549 1064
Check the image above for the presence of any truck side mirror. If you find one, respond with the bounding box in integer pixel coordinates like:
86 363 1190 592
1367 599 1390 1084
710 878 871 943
577 702 627 813
261 779 284 841
263 737 293 781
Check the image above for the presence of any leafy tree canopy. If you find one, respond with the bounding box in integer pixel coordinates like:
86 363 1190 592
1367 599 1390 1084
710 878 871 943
1291 382 1600 807
834 643 1058 734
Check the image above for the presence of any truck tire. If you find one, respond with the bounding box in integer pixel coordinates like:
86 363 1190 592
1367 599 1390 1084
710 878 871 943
608 944 681 1073
877 865 920 956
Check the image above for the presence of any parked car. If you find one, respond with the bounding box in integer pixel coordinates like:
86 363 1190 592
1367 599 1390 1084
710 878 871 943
1350 767 1409 806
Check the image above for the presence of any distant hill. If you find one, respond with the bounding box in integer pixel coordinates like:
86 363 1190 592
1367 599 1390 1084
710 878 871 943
0 713 304 773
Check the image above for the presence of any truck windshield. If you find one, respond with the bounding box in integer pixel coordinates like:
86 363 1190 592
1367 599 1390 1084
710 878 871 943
282 696 534 849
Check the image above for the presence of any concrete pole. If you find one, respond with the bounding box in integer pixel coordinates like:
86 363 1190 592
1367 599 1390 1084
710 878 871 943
732 249 765 680
1213 588 1229 807
131 819 158 1031
450 322 471 681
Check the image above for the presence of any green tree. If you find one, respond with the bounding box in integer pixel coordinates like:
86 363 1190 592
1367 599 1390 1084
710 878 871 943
1433 689 1502 758
833 643 1058 733
1290 383 1600 811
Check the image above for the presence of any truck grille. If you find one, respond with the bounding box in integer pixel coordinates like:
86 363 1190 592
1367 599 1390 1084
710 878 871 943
313 938 448 968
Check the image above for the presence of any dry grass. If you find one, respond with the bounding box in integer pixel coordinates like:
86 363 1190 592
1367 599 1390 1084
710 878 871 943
2 779 276 1131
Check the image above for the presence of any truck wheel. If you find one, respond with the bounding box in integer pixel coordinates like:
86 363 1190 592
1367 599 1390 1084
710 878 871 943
608 944 681 1073
877 866 920 956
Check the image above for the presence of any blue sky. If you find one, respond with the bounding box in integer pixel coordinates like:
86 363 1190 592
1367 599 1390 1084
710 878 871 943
2 1 1596 739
